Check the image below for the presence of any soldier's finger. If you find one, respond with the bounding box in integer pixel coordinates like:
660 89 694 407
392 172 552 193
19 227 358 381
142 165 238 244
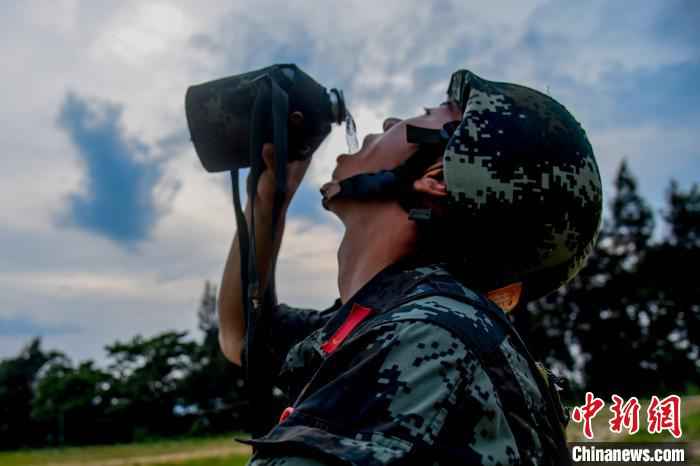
261 143 276 174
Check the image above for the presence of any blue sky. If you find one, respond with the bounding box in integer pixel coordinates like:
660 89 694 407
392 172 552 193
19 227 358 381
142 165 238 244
0 0 697 362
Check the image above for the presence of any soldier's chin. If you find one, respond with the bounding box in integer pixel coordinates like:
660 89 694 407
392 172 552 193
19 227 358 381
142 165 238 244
321 196 332 211
320 194 342 213
321 181 351 214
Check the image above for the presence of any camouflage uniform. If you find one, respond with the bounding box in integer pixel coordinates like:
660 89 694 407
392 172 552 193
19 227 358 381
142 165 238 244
240 260 570 465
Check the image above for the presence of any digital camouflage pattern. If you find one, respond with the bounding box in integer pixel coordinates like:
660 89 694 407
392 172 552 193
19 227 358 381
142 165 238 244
241 261 570 465
439 70 603 299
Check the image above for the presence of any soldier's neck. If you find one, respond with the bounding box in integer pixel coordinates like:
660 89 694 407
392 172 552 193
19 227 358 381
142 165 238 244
337 206 415 304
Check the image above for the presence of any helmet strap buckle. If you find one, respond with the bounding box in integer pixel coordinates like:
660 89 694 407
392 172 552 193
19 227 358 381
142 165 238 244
408 208 432 222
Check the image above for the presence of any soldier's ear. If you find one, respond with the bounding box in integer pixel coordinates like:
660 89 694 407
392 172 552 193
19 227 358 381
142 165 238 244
413 162 447 198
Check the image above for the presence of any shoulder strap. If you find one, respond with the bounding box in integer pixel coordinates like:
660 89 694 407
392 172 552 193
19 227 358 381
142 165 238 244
230 70 291 437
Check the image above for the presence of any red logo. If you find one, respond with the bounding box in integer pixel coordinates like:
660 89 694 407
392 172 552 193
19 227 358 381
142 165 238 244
570 392 683 439
609 395 640 435
571 392 605 440
647 394 682 438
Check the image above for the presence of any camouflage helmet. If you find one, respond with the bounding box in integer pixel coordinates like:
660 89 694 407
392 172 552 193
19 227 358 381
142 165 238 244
434 69 603 300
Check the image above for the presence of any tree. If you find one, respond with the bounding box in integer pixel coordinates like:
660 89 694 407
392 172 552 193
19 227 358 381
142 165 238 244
198 280 219 339
665 180 700 249
609 160 655 257
181 281 247 434
32 359 114 445
0 338 61 449
105 331 198 440
635 180 700 392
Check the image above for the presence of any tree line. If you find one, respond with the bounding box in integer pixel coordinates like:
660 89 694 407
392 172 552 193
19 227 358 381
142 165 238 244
0 282 246 449
0 160 698 449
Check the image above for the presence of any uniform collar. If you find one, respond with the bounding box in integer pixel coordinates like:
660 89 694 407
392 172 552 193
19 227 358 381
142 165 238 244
346 258 437 307
321 259 447 340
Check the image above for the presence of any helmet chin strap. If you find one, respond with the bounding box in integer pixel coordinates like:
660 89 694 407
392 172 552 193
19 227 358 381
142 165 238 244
320 121 460 214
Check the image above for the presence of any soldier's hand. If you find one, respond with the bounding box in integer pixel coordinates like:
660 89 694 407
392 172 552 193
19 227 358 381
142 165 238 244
254 112 313 210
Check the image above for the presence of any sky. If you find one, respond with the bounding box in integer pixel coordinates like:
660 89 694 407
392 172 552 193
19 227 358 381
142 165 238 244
0 0 698 363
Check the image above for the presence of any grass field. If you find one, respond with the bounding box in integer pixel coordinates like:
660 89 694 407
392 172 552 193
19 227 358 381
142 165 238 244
0 435 252 466
2 396 698 465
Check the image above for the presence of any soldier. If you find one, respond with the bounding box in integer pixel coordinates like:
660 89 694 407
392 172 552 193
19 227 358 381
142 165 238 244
218 69 603 465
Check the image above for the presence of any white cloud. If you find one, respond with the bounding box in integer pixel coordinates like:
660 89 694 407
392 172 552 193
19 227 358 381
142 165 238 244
515 1 697 85
93 3 194 65
276 219 343 308
0 0 697 362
